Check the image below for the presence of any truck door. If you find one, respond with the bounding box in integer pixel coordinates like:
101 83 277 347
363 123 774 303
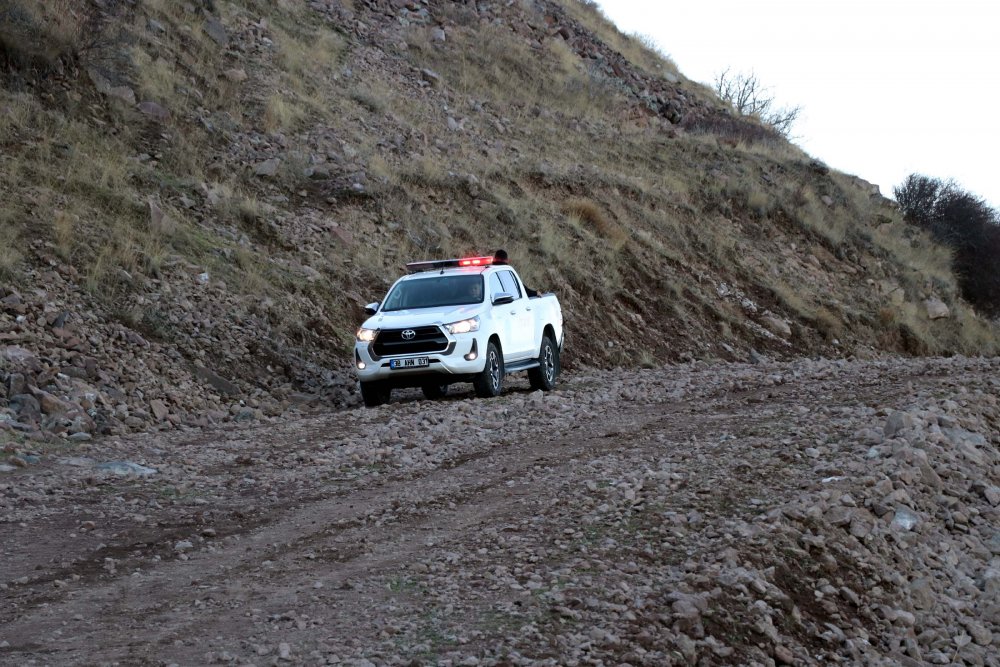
488 272 521 359
499 270 535 359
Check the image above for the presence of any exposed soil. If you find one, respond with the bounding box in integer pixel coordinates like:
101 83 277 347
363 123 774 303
2 356 999 665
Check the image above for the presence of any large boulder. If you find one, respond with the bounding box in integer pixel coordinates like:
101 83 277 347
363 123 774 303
924 297 950 320
9 394 41 423
762 314 792 338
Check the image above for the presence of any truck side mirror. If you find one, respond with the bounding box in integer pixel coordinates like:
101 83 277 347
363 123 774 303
492 293 515 306
364 302 380 316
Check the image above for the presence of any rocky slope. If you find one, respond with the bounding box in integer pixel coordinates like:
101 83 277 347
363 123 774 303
1 357 998 664
1 0 998 442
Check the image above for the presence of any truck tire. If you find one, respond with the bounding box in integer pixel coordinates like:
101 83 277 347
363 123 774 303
528 334 559 391
360 381 391 407
473 339 504 398
421 384 449 400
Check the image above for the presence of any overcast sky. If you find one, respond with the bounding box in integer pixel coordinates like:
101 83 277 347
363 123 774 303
595 0 1000 208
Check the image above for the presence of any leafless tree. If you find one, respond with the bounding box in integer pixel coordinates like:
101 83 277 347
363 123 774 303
714 68 802 138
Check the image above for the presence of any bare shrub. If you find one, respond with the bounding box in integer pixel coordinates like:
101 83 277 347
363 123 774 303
714 69 801 138
894 174 1000 317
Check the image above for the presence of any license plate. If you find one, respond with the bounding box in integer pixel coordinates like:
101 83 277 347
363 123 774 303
390 357 429 369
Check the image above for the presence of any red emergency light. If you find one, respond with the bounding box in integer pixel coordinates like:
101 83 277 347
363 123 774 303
458 256 494 267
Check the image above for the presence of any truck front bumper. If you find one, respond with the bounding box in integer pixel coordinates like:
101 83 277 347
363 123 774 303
354 334 486 387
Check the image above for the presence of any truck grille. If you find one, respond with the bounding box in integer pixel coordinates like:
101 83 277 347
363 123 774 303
372 326 448 357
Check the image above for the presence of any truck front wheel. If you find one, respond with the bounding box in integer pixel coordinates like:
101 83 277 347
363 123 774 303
528 334 559 391
473 339 504 398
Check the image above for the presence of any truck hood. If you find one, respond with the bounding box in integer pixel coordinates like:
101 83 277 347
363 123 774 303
363 304 483 330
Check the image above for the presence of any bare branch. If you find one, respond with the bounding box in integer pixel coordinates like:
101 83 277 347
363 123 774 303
713 69 800 138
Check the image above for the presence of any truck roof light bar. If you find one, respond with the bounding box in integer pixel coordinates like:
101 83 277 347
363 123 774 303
405 256 494 273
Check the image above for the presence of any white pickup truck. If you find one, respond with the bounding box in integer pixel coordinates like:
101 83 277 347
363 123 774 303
354 256 564 407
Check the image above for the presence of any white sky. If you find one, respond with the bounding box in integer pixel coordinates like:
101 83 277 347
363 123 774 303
595 0 1000 208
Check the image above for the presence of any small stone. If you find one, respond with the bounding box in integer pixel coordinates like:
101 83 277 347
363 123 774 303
150 400 170 421
773 645 795 664
884 411 915 438
420 68 441 87
891 507 920 532
96 461 157 477
108 85 137 105
137 101 170 121
965 621 993 646
223 68 248 82
148 198 176 235
909 578 934 610
255 159 281 177
762 314 792 338
204 17 229 46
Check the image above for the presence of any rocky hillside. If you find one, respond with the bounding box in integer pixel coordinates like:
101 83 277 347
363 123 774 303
1 0 998 440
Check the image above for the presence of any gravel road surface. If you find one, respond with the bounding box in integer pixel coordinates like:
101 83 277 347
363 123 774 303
2 357 999 666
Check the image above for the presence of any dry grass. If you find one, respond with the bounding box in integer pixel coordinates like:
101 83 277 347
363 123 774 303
400 154 450 188
954 304 1000 355
272 25 344 83
131 48 180 102
0 91 37 143
562 197 627 247
263 93 305 132
813 306 844 340
209 183 268 228
788 185 847 246
0 226 22 278
350 88 385 115
768 281 819 330
0 0 88 69
417 23 621 120
871 217 956 292
52 209 76 260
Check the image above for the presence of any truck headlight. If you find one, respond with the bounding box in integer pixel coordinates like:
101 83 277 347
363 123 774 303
356 327 377 342
445 316 480 335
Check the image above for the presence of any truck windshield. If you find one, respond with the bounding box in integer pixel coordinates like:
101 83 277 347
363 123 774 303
382 275 484 311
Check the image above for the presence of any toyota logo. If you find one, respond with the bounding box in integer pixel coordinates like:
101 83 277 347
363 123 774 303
401 329 416 340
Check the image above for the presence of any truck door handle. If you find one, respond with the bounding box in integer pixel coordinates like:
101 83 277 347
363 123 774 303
510 310 517 315
525 307 532 311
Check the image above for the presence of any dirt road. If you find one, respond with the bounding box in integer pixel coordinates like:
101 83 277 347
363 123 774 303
2 357 999 666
